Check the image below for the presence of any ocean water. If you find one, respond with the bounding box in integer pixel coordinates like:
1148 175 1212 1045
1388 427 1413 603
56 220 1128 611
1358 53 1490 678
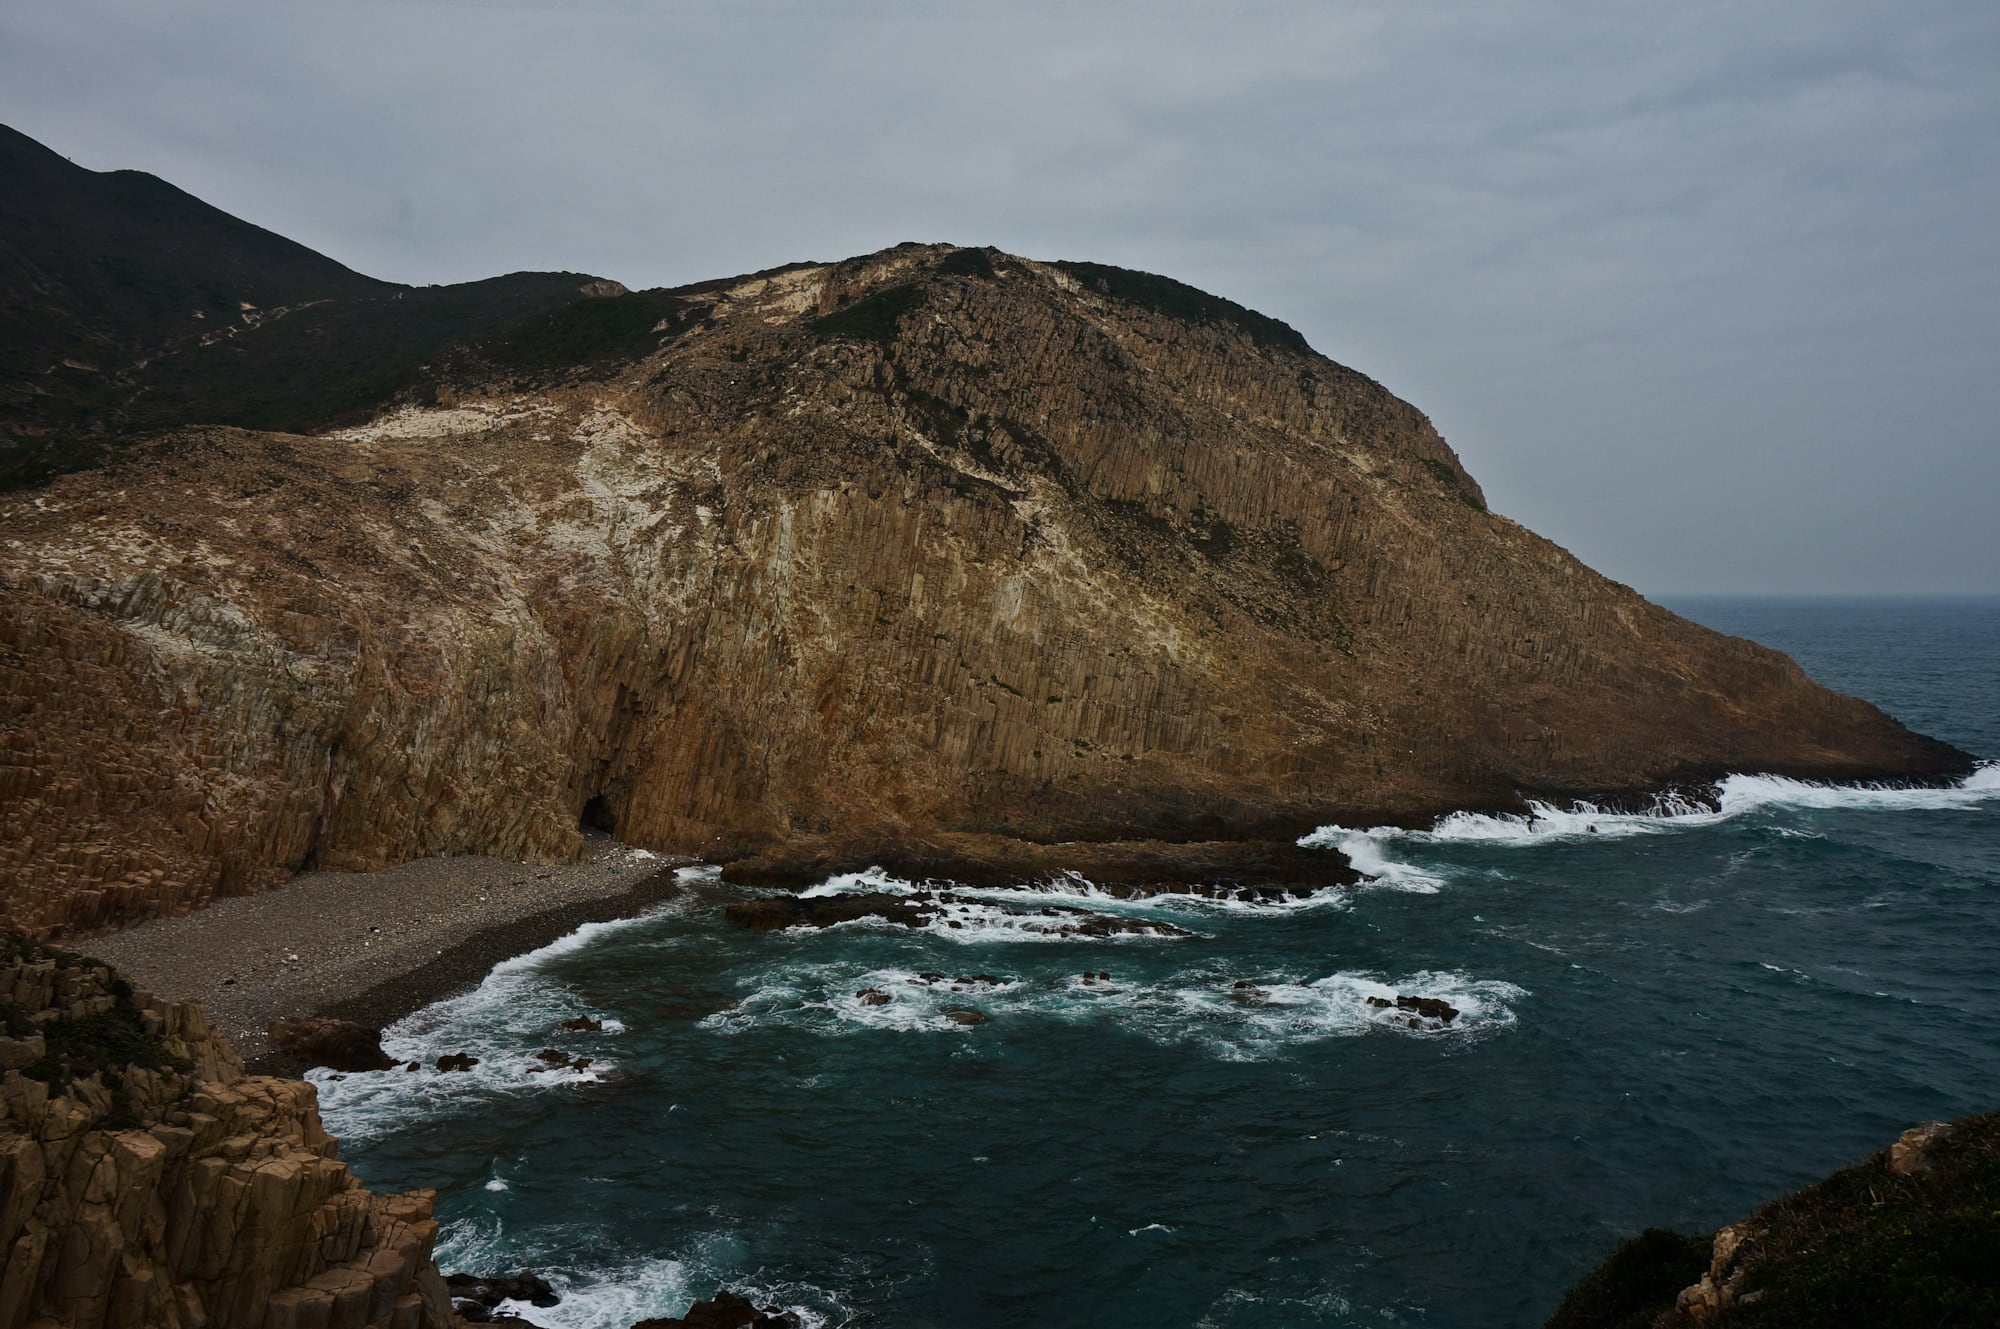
315 597 2000 1328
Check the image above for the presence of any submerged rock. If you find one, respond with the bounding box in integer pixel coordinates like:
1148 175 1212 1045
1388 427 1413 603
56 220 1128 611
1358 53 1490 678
446 1272 561 1309
1364 994 1461 1024
725 891 1192 939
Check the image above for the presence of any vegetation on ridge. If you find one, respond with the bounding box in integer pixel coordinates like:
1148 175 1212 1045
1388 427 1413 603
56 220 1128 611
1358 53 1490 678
1 933 193 1117
1548 1111 2000 1328
1052 259 1312 355
812 282 926 346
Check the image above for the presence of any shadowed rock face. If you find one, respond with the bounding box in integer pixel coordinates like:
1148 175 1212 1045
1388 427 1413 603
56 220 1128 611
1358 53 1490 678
0 243 1970 937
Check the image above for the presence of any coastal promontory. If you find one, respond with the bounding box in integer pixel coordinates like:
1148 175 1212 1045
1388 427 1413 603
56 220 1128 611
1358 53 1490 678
0 220 1971 936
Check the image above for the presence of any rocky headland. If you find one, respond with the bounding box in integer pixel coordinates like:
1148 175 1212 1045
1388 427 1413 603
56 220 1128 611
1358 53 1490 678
0 932 461 1329
0 229 1971 939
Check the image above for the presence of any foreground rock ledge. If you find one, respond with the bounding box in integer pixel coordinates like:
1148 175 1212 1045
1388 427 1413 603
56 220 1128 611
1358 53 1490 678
0 242 1971 938
0 933 461 1329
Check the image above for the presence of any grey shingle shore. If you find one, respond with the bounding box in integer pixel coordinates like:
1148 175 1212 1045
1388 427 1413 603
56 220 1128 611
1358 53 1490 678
87 832 690 1071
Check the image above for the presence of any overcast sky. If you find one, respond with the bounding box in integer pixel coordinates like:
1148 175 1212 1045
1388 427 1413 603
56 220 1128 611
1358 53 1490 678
4 1 1996 596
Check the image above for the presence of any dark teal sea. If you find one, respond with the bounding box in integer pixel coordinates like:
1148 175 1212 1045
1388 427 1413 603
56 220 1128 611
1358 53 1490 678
316 597 2000 1328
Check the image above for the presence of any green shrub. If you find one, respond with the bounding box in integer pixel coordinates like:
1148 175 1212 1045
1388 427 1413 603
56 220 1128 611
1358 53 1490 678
1051 260 1311 355
476 290 688 374
1545 1228 1711 1329
935 247 998 279
812 283 925 346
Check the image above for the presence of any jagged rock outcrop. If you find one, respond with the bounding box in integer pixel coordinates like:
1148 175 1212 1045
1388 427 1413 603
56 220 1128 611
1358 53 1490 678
0 242 1970 936
0 934 462 1329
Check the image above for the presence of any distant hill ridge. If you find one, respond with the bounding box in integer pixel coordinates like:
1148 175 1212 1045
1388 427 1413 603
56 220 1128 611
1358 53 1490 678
0 123 618 487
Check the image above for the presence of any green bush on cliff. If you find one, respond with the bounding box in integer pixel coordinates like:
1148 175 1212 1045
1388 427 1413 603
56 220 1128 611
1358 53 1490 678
4 932 193 1104
812 283 925 346
476 290 689 374
1727 1115 2000 1328
1050 260 1311 355
1549 1111 2000 1328
935 247 997 279
1545 1228 1710 1329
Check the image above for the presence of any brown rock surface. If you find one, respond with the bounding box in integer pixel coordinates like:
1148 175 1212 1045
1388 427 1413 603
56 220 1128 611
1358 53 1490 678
0 244 1970 937
0 933 462 1329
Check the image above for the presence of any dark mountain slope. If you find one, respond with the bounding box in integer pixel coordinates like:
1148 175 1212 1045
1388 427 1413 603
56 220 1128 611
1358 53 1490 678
0 124 618 487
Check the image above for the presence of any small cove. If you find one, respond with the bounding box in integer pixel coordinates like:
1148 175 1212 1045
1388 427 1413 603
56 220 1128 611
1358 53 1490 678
316 596 2000 1328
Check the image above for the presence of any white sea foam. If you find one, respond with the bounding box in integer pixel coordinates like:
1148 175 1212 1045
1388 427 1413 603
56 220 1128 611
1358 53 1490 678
797 865 917 898
1718 765 1999 813
433 1218 836 1329
1166 968 1525 1058
312 900 690 1144
801 864 1353 918
1300 763 1998 884
702 959 1522 1058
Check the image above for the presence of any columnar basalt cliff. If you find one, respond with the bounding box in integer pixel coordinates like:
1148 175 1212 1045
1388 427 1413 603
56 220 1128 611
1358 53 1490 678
0 242 1970 936
0 935 461 1329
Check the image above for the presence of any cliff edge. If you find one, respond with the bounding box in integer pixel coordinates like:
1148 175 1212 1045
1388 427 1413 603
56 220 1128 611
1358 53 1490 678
0 241 1971 936
0 933 461 1329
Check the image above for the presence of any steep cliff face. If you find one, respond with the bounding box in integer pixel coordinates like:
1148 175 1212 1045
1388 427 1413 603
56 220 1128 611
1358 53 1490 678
0 935 460 1329
0 243 1969 936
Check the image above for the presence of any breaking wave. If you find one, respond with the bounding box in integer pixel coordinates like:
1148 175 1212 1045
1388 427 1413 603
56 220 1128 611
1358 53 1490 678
308 889 700 1144
800 865 1353 918
433 1217 837 1329
1300 763 1998 882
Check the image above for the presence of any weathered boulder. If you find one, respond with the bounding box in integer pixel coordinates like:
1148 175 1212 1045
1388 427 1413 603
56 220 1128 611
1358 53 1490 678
1887 1119 1954 1176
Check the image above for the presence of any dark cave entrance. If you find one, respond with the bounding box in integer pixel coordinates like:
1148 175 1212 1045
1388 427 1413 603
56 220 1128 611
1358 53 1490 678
580 794 617 834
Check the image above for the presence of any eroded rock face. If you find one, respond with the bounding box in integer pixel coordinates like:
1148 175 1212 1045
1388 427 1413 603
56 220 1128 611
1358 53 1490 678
0 244 1970 936
0 936 462 1329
